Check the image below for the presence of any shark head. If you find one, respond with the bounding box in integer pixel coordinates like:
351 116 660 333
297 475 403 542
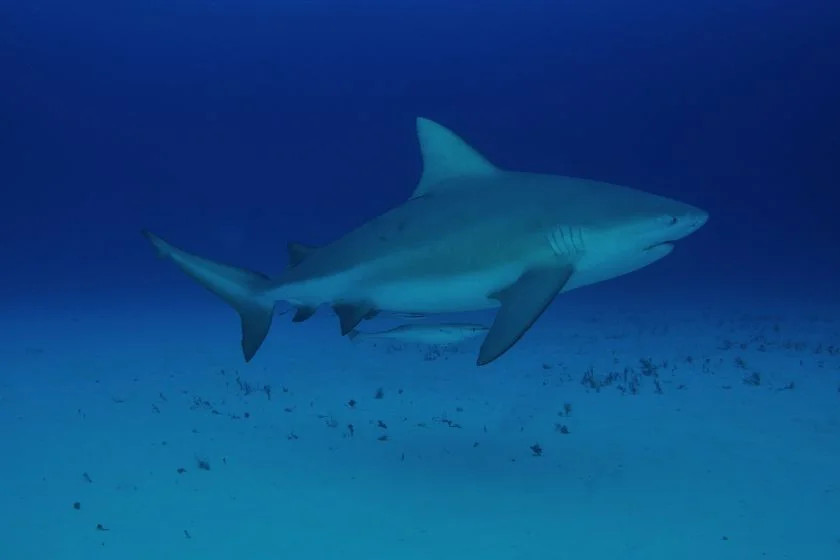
606 194 708 254
548 181 708 291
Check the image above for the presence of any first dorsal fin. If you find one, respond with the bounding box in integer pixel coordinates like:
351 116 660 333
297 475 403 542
287 242 319 267
412 117 499 198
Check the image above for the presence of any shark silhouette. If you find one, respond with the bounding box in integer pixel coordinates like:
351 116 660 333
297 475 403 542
143 118 707 365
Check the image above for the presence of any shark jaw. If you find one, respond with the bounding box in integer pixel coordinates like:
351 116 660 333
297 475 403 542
143 117 707 365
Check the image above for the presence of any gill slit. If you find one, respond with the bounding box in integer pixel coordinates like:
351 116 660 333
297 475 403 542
547 225 585 259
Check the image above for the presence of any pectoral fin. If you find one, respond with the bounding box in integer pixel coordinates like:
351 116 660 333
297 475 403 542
478 266 574 366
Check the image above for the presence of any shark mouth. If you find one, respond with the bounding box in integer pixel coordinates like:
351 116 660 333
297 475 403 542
645 241 674 252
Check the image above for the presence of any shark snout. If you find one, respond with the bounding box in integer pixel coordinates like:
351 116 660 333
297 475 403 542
654 205 708 247
663 207 707 245
685 208 709 232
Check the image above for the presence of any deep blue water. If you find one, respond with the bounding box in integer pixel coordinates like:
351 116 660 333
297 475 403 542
3 0 837 303
2 2 839 558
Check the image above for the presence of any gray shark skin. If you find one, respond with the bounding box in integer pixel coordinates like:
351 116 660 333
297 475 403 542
143 118 707 365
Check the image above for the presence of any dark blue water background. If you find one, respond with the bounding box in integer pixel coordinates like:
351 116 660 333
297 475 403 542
2 0 837 308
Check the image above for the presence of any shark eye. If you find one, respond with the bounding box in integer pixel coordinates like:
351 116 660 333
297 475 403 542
661 215 678 226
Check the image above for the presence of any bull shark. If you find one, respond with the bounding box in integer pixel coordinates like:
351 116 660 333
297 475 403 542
143 117 707 365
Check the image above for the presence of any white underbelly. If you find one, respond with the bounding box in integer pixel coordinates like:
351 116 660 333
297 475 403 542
566 244 673 290
367 267 522 313
274 264 517 313
276 245 671 312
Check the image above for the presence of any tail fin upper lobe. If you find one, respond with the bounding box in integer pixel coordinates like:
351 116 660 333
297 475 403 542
142 230 275 361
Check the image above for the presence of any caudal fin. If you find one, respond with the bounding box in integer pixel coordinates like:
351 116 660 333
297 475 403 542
142 230 275 361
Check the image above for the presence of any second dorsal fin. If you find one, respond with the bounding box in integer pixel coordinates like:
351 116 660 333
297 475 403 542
287 242 319 267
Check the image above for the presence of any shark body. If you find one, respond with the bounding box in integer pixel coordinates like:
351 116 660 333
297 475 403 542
144 118 707 365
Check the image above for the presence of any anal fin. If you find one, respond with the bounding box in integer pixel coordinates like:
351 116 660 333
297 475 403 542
363 309 380 320
287 242 320 267
478 266 573 366
292 306 318 322
333 303 375 335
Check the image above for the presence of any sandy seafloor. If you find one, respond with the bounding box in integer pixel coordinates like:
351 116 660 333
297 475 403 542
1 299 838 560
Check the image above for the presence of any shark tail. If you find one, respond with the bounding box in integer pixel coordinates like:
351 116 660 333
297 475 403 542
142 230 275 362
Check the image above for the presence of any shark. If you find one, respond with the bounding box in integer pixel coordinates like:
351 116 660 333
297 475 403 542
143 117 707 365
